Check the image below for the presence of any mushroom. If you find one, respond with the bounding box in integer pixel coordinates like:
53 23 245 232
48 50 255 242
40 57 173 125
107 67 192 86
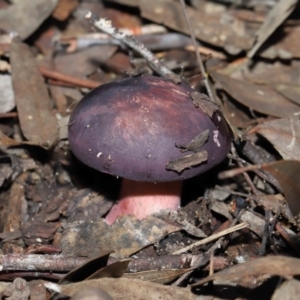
68 75 231 224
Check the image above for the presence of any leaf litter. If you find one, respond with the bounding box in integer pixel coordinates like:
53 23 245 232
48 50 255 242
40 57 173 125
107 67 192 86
1 0 300 299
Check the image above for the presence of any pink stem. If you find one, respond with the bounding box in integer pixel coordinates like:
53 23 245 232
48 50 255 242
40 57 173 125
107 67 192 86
105 179 182 224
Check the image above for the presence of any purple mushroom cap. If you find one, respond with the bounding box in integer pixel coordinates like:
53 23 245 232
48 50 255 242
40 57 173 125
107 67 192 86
68 75 231 182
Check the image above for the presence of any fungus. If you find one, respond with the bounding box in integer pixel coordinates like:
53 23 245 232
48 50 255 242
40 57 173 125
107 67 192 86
68 75 231 224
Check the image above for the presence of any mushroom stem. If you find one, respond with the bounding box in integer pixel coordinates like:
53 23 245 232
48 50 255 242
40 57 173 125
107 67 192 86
105 179 182 224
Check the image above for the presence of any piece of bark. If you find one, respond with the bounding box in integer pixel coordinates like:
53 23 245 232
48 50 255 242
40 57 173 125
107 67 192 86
166 151 208 173
190 91 219 118
176 130 209 153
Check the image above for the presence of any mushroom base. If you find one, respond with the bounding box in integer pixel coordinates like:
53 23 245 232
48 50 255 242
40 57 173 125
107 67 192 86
105 179 182 224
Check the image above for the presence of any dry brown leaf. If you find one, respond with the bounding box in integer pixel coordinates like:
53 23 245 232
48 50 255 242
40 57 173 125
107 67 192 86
10 39 58 148
274 25 300 59
261 160 300 224
251 117 300 160
239 210 265 237
259 25 300 60
3 173 27 233
0 74 14 114
87 260 131 280
222 96 253 133
0 131 20 147
105 0 139 6
243 61 300 87
0 0 59 40
271 279 300 300
3 278 30 300
53 46 117 78
0 283 9 294
60 215 180 259
49 277 197 300
52 0 78 21
247 0 298 58
124 268 192 284
59 251 112 284
71 287 113 300
108 0 254 54
28 280 47 300
274 83 300 105
191 256 300 287
211 71 300 118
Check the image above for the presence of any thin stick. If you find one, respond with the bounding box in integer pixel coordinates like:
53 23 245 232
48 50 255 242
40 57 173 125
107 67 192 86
218 164 261 179
179 0 215 102
209 251 214 276
231 143 258 195
85 12 180 81
39 66 101 89
172 222 248 254
275 222 300 256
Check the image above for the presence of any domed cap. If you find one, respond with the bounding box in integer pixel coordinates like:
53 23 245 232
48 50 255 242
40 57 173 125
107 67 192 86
68 75 231 181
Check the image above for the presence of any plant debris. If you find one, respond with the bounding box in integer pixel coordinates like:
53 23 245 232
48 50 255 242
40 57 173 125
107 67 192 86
1 0 300 299
176 130 209 153
166 151 208 173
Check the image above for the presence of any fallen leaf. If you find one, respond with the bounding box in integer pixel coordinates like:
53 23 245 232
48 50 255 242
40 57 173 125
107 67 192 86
70 287 113 300
47 277 197 300
0 74 14 114
274 83 300 105
240 210 265 237
3 278 30 300
87 260 130 280
140 0 254 54
191 256 300 287
59 251 128 284
0 0 59 40
52 0 78 21
261 160 300 224
0 131 20 147
28 280 47 300
259 25 300 60
242 61 300 87
0 164 13 188
251 117 300 160
60 216 180 259
211 71 300 118
247 0 298 58
10 39 58 148
3 173 27 233
271 279 300 300
124 268 192 284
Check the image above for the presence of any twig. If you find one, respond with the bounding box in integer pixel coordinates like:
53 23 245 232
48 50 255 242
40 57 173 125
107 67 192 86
231 143 258 195
0 271 62 281
0 112 18 118
179 0 215 102
227 154 283 193
39 66 101 89
209 251 214 276
85 12 180 81
275 222 300 256
259 210 270 256
174 217 242 285
172 222 248 255
0 253 228 274
218 164 261 180
205 209 245 256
